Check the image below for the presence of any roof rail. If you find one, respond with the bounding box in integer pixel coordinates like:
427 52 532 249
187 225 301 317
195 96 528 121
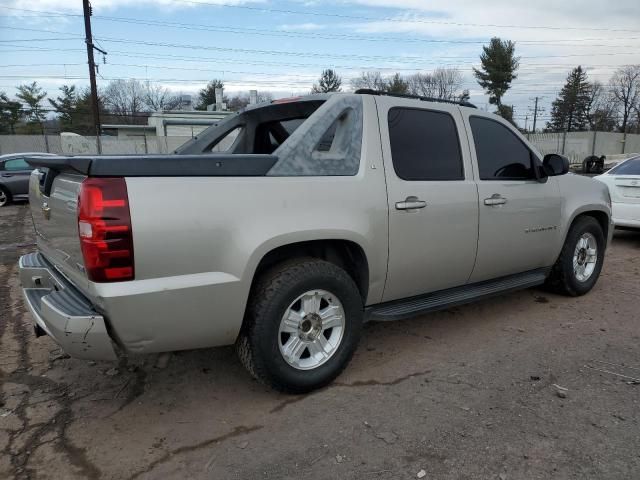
354 89 477 109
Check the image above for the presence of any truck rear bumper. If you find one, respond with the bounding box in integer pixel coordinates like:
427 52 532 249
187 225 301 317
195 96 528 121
18 252 119 361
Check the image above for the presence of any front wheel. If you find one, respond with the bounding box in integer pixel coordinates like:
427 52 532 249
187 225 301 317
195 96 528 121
545 216 605 296
237 258 363 393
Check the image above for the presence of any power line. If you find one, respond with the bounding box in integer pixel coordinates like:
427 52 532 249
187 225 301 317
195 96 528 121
4 3 638 34
3 20 640 48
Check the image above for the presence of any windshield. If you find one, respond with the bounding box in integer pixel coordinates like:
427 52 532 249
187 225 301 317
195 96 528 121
608 157 640 175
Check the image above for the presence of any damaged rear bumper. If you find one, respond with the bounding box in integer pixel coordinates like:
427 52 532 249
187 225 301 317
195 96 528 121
18 252 118 361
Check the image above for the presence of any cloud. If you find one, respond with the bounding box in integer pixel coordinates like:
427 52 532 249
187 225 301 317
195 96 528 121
2 0 264 14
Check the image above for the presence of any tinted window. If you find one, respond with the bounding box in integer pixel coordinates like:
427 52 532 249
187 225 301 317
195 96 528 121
470 117 535 180
388 108 463 181
609 157 640 175
4 158 30 171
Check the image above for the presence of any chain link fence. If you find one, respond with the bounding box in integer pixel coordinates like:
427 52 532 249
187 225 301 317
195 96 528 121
1 131 639 165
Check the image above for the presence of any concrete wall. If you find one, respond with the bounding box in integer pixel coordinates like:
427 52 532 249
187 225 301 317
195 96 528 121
2 131 639 162
526 131 640 164
0 135 191 155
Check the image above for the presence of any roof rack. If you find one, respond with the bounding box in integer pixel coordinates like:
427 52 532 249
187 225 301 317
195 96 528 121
354 89 477 109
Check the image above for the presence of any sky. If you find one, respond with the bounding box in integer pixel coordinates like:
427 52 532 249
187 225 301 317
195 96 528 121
1 0 640 128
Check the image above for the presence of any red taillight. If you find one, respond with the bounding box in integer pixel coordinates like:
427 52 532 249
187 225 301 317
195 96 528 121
78 177 134 282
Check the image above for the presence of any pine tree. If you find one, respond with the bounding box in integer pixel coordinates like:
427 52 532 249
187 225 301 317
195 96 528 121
49 85 77 131
386 73 409 94
548 66 592 132
195 80 224 110
473 38 519 107
0 92 21 134
311 69 342 93
16 82 47 124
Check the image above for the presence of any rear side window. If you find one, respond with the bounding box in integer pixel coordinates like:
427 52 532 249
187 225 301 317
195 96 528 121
388 108 463 181
4 158 29 171
470 117 535 180
609 157 640 175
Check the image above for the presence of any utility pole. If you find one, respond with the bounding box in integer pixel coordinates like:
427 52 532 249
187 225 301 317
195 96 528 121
529 96 544 133
82 0 106 154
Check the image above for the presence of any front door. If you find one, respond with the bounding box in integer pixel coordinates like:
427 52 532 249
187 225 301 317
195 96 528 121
377 97 479 302
464 114 562 282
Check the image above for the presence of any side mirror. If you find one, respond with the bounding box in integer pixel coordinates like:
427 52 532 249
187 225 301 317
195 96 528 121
543 153 570 176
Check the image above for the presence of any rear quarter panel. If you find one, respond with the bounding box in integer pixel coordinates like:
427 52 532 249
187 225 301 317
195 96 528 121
97 96 389 353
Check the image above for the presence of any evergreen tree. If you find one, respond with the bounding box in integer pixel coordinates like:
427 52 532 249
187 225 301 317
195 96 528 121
386 73 409 94
195 80 224 110
0 92 21 134
311 69 342 93
473 38 519 108
548 66 592 132
48 85 77 131
16 82 47 124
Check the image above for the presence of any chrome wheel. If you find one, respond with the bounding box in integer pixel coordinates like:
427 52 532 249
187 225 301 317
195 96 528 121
278 289 345 370
573 233 597 282
0 190 7 207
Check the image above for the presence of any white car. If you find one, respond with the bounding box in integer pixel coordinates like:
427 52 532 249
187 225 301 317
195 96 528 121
595 156 640 229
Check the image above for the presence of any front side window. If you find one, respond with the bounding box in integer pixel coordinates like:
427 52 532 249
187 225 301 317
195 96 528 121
470 116 536 180
3 158 29 171
388 108 464 181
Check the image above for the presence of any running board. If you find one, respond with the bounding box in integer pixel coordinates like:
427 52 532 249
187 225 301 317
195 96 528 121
366 268 550 322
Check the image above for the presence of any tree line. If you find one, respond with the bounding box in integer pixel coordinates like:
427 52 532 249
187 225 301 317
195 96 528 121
0 79 273 135
1 35 639 135
546 65 640 134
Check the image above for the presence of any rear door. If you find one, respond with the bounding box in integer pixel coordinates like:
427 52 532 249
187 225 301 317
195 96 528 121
464 113 562 282
1 158 33 197
376 97 479 302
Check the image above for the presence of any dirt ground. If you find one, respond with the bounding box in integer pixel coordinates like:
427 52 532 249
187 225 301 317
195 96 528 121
1 203 639 480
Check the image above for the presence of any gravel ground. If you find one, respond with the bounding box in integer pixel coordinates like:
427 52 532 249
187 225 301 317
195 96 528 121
1 203 639 480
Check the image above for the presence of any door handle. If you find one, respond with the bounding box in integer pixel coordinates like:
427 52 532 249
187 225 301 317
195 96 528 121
396 196 427 211
1 173 12 177
484 194 507 206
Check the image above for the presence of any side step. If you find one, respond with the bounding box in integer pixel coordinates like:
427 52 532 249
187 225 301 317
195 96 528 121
366 268 549 322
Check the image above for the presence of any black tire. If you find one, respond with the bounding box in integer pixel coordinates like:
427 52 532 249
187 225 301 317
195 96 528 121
237 258 363 393
545 216 605 296
0 186 11 207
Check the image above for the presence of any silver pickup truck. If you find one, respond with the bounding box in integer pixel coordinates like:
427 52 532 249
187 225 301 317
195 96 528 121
19 91 613 393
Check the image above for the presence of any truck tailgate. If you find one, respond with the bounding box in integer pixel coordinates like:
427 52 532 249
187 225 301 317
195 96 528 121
28 169 91 294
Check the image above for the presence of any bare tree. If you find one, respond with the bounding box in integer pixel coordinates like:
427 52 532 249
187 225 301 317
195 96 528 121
610 65 640 133
350 71 387 91
407 68 463 100
102 79 147 123
143 82 180 111
585 81 618 131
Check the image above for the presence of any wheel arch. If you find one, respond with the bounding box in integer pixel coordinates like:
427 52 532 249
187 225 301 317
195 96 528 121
248 239 370 304
565 208 611 247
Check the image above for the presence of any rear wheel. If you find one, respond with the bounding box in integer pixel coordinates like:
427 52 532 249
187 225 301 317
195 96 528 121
0 187 10 207
237 258 363 393
546 216 605 296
